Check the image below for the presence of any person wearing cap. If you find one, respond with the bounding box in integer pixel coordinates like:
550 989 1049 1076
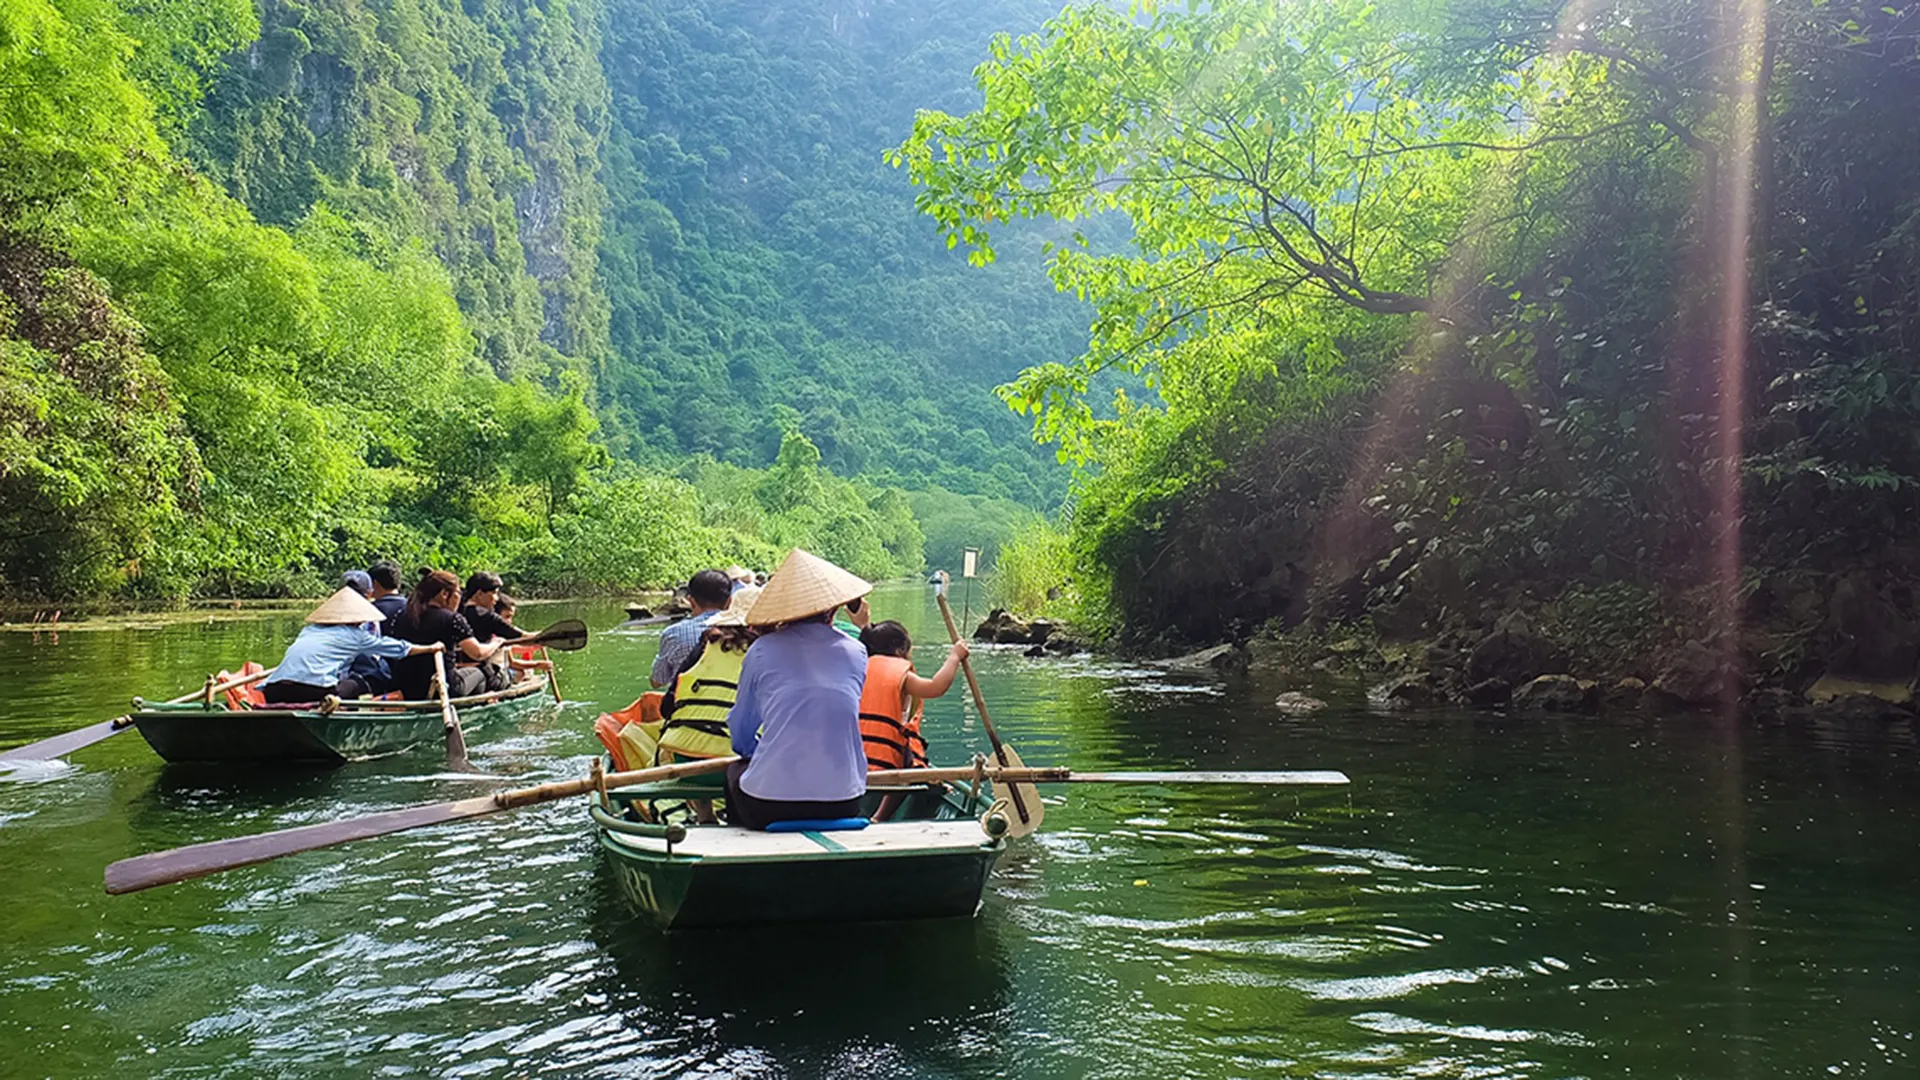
650 569 735 688
725 549 873 829
655 585 761 824
344 567 399 692
260 588 445 705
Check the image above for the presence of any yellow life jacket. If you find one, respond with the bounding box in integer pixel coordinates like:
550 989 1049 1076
656 643 745 760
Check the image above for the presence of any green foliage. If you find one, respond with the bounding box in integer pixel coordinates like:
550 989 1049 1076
595 0 1081 502
182 0 610 379
0 0 165 233
906 485 1032 577
0 0 938 604
902 0 1920 644
988 516 1083 626
0 246 196 597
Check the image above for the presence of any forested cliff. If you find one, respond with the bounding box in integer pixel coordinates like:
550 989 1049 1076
0 0 1075 603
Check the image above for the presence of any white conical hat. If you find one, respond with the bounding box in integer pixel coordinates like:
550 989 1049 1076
746 549 870 626
710 584 762 627
307 586 384 625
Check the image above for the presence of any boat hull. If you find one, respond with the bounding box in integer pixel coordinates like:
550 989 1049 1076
594 775 1005 930
599 829 1002 930
130 676 549 765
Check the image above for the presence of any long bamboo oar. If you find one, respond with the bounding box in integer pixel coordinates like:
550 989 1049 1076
104 756 738 895
431 649 471 771
932 573 1035 831
2 666 278 763
867 766 1351 786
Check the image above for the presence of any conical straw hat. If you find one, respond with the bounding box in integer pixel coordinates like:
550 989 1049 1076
746 549 871 626
710 584 762 627
307 586 385 625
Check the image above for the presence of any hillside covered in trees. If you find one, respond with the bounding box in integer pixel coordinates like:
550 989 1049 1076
0 0 1076 603
918 0 1920 708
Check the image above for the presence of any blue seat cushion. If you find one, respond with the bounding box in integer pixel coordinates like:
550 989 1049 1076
765 817 870 833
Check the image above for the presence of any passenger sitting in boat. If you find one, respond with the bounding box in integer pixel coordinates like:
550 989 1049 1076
343 568 399 693
458 571 524 691
261 588 444 705
487 594 552 683
725 549 872 830
388 570 510 700
656 585 760 823
367 559 407 635
650 569 734 688
858 621 966 821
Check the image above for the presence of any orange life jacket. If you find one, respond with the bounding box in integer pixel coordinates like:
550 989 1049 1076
860 655 928 771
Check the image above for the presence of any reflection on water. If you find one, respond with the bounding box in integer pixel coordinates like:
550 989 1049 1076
0 587 1916 1077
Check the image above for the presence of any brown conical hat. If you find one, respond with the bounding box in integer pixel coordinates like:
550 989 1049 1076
307 586 384 625
746 549 871 626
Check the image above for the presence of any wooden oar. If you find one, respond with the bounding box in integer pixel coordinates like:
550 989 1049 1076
1 666 277 763
932 573 1036 832
867 765 1351 786
541 647 562 703
104 756 737 895
432 649 471 771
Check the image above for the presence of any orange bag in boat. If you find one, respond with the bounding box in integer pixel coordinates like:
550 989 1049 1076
216 661 268 710
595 693 666 772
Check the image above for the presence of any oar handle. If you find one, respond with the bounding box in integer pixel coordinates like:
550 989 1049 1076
431 650 457 732
933 593 1004 751
162 665 278 707
492 755 736 809
933 589 1030 824
866 766 1353 786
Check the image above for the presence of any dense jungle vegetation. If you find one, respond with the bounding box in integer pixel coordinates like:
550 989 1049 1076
924 0 1920 695
0 0 1073 604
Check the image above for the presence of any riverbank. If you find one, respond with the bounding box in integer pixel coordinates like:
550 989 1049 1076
993 562 1920 725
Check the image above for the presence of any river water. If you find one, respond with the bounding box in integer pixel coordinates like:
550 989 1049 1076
0 584 1914 1078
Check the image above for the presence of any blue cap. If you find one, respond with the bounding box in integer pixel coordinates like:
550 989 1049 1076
342 570 374 596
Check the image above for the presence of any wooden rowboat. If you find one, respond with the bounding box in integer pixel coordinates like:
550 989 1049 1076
592 767 1006 930
129 675 551 765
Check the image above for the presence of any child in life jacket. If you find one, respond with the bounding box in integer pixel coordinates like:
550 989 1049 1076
858 620 968 822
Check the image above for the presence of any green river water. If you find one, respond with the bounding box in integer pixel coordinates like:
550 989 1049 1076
0 584 1915 1078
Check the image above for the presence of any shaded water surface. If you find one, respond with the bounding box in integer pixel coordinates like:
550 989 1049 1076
1 586 1915 1077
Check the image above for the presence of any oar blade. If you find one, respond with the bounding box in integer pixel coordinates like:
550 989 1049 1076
2 718 130 763
1069 770 1351 785
530 619 589 652
994 744 1042 837
105 794 501 895
432 651 472 773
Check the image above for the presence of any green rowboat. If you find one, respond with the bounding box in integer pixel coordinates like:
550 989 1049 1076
593 769 1006 930
130 675 551 765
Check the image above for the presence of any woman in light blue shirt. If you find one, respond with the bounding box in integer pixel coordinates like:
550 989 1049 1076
261 588 444 705
725 549 873 829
